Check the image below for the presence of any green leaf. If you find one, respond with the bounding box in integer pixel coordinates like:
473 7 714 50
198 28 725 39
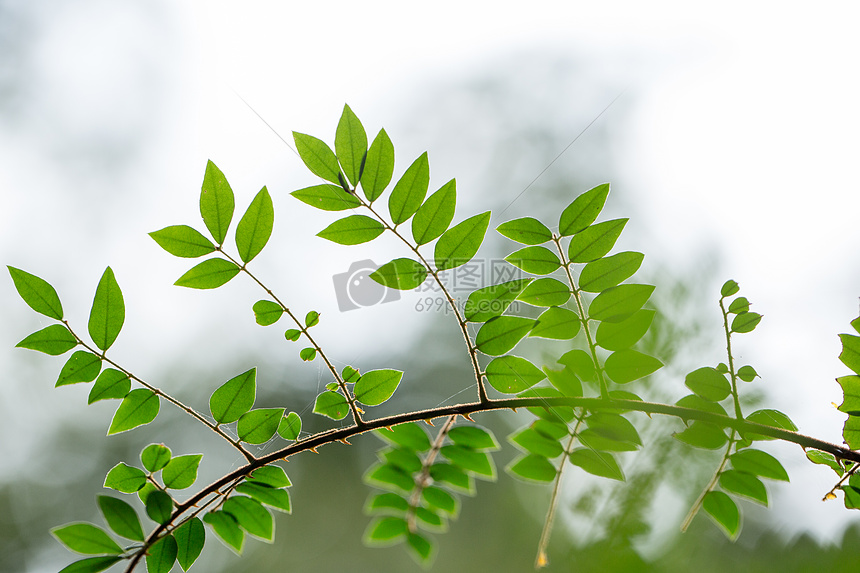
146 534 177 573
58 556 123 573
365 463 415 494
104 463 146 493
558 349 595 382
507 454 557 482
88 267 125 351
504 246 561 275
141 443 171 472
88 368 131 404
675 394 728 417
210 368 256 424
595 309 655 351
719 470 768 505
335 104 368 186
291 184 361 211
412 179 456 245
685 367 731 402
463 279 532 322
517 277 570 307
558 183 610 236
389 152 430 224
674 421 728 449
448 426 499 450
585 413 642 448
844 416 860 450
380 447 423 473
406 532 435 565
163 454 203 490
533 419 570 441
579 251 644 293
174 517 205 571
475 316 536 356
360 129 395 202
235 187 274 264
840 334 860 375
429 463 475 495
293 132 343 184
149 225 216 258
235 482 291 513
146 490 174 524
51 522 123 554
246 465 291 489
485 355 546 394
721 280 740 297
203 511 244 554
543 365 583 397
604 349 662 384
703 491 740 539
300 347 317 361
737 365 759 382
317 214 384 245
423 487 459 516
98 496 144 541
519 387 576 423
354 369 403 406
175 258 240 289
744 409 798 441
567 218 627 263
730 449 789 481
278 411 302 440
731 311 763 334
377 423 431 451
17 324 77 356
510 427 563 458
414 506 446 532
837 375 860 415
200 160 235 245
284 329 301 341
7 266 64 319
56 350 101 387
137 483 157 505
588 284 654 323
365 492 409 516
342 365 361 382
568 448 624 481
728 296 750 314
305 312 319 329
108 389 159 435
313 390 350 420
497 217 553 245
851 315 860 335
806 450 844 475
364 517 408 546
237 408 285 444
370 258 427 290
223 496 273 541
252 300 283 326
434 211 491 271
440 445 496 479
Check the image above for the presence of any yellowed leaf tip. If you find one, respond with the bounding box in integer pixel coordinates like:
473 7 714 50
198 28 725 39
832 402 839 409
824 492 837 501
536 550 549 568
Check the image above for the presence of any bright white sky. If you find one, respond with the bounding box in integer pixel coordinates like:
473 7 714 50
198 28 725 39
3 0 860 562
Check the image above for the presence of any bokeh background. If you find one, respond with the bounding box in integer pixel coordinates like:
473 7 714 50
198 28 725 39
2 1 860 572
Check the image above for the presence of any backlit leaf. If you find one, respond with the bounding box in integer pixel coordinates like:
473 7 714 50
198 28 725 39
174 517 205 571
8 266 64 319
163 454 203 490
248 465 292 488
429 463 475 495
588 284 654 323
360 129 395 202
840 334 860 375
674 421 727 449
376 423 431 451
497 217 553 245
558 349 595 382
237 408 285 444
200 160 234 245
317 215 384 245
364 463 414 494
335 104 367 186
422 487 459 516
140 443 171 472
721 280 740 297
313 390 350 420
88 368 131 404
543 365 583 397
448 426 499 450
485 355 546 394
364 517 408 546
104 463 146 493
56 350 101 387
293 132 342 184
596 309 655 351
737 365 759 382
504 246 561 275
108 389 159 434
58 556 122 573
236 187 274 264
685 367 731 402
203 511 244 554
440 445 496 479
223 496 273 541
517 277 570 307
146 533 177 573
149 225 216 258
675 394 728 417
145 490 173 524
744 409 797 441
510 427 563 458
507 454 557 482
174 258 240 289
568 448 624 481
365 492 409 516
210 368 256 424
389 152 430 224
434 211 491 271
806 450 843 475
464 279 532 322
604 349 662 384
88 267 124 351
370 258 427 290
703 491 740 539
354 369 403 406
579 251 644 293
558 183 610 236
98 496 144 541
235 482 291 513
407 532 435 564
252 300 283 326
730 449 789 481
278 412 302 440
728 297 750 314
52 523 123 555
291 184 361 211
585 413 642 448
16 324 77 356
412 179 456 245
476 316 536 356
731 311 762 334
567 219 627 263
719 470 768 505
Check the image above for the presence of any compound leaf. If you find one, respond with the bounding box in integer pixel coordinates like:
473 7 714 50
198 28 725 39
317 215 384 245
8 266 64 320
354 369 403 406
149 225 215 258
412 179 456 245
236 187 274 264
434 211 491 271
210 368 256 424
174 258 240 289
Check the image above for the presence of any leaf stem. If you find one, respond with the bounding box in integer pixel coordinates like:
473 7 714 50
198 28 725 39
406 414 457 532
680 430 737 532
719 297 743 420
